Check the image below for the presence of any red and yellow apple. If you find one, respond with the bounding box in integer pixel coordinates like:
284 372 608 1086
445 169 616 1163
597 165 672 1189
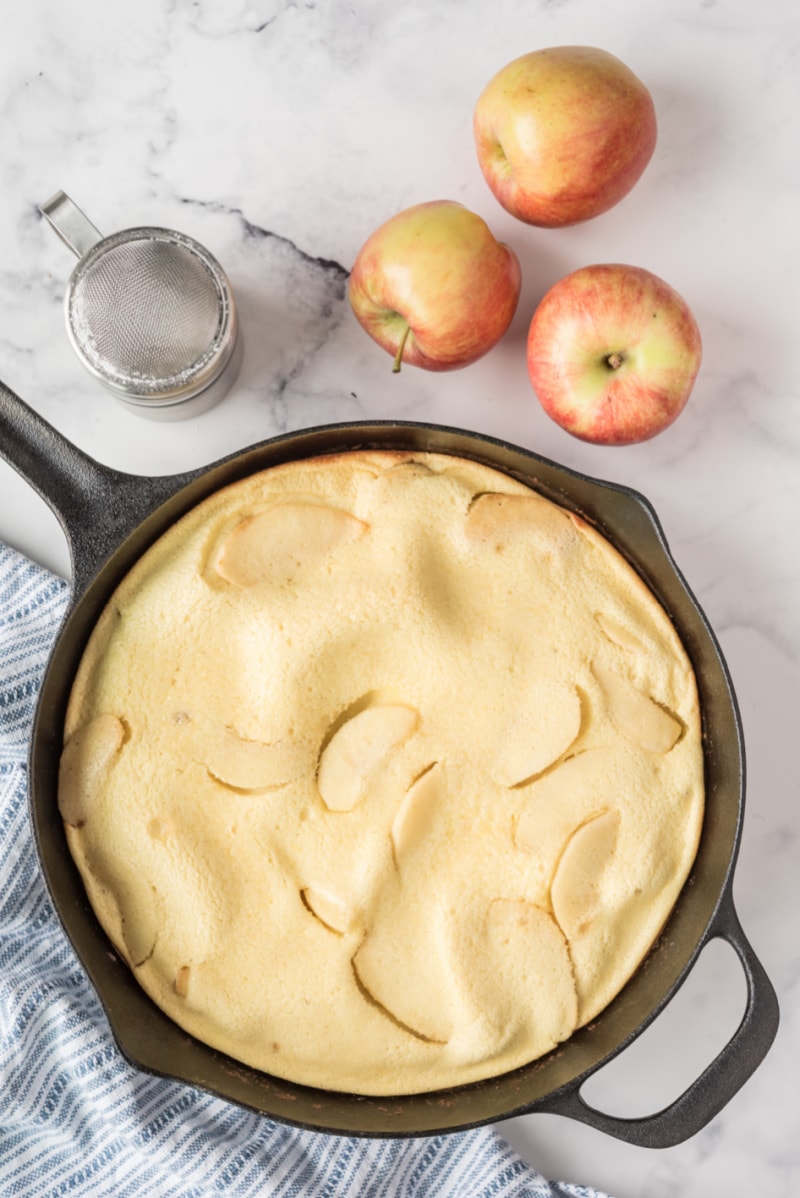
473 46 657 227
348 200 521 372
526 264 702 445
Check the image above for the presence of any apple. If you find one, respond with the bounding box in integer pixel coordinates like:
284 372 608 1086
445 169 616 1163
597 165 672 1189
348 200 521 372
526 264 702 445
473 46 657 227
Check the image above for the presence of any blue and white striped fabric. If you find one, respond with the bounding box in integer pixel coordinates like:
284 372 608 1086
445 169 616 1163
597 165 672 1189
0 541 612 1198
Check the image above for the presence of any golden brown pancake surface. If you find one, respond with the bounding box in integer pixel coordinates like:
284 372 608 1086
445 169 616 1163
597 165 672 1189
59 451 704 1095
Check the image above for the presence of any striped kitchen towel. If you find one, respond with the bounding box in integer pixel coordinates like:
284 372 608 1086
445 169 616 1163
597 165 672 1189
0 541 612 1198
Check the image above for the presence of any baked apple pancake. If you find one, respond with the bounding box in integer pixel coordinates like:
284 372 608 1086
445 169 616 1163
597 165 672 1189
58 451 704 1095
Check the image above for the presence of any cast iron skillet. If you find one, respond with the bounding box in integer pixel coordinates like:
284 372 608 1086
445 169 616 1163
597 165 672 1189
0 379 779 1148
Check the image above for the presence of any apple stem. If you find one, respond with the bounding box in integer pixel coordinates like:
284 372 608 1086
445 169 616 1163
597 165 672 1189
392 324 411 373
606 351 625 370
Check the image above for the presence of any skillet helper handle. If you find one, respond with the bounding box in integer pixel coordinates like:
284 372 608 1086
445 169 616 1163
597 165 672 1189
545 890 779 1148
0 379 181 595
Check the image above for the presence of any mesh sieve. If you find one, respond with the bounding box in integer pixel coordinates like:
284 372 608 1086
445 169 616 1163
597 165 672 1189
41 193 240 417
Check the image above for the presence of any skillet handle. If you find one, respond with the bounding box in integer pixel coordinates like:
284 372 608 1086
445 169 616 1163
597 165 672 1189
0 379 186 596
544 890 779 1148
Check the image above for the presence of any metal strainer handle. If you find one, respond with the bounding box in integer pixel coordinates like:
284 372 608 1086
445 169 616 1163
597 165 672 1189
40 192 103 259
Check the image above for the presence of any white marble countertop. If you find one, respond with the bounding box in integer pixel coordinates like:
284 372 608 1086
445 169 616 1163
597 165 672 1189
1 1 797 1194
